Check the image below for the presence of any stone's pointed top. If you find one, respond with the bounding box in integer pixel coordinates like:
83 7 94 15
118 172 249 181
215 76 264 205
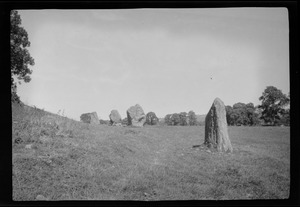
212 98 226 109
213 97 224 104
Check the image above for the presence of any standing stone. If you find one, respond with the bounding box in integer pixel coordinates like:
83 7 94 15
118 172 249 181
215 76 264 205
126 104 146 127
204 98 233 153
109 110 122 125
145 112 159 125
80 112 99 125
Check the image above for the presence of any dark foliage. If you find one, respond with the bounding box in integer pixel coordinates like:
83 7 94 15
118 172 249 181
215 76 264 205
226 103 261 126
164 111 198 126
188 111 197 126
258 86 289 126
11 10 35 103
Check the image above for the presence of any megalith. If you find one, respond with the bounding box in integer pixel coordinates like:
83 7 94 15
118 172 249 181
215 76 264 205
204 98 233 152
145 112 159 125
80 112 99 125
109 110 122 125
126 104 146 127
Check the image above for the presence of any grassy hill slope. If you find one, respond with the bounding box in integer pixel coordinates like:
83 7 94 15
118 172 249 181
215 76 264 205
12 103 290 200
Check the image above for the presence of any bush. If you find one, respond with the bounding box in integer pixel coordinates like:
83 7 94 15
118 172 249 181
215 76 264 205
100 119 110 125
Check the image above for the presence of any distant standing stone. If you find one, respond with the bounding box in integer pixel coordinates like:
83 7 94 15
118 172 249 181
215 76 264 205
204 98 233 153
127 104 146 127
145 112 159 125
80 112 99 125
109 110 122 125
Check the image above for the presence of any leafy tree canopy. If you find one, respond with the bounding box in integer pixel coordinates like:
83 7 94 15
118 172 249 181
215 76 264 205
171 113 181 126
164 114 172 125
11 10 35 103
188 110 197 126
179 112 188 126
258 86 289 125
226 102 258 126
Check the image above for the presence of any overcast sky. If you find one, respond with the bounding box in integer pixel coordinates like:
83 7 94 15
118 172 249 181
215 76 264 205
16 8 289 120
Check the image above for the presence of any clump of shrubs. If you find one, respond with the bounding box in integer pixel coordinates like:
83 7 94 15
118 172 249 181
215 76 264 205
164 110 199 126
100 119 110 125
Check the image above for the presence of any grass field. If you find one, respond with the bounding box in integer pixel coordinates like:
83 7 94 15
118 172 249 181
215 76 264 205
12 103 290 200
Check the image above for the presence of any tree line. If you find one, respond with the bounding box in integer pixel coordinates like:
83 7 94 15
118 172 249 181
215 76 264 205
164 111 200 126
225 103 259 126
162 86 290 127
226 86 290 126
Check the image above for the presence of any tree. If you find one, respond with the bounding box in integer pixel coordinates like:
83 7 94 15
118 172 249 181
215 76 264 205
258 86 289 126
11 10 35 103
279 108 290 126
225 105 234 126
233 103 249 125
252 105 262 126
171 113 181 126
226 102 257 126
245 103 255 126
188 110 197 126
164 114 172 126
179 112 188 126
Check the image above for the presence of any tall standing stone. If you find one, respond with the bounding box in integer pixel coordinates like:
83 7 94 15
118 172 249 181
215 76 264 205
80 112 99 125
204 98 233 152
126 104 146 127
109 110 122 125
